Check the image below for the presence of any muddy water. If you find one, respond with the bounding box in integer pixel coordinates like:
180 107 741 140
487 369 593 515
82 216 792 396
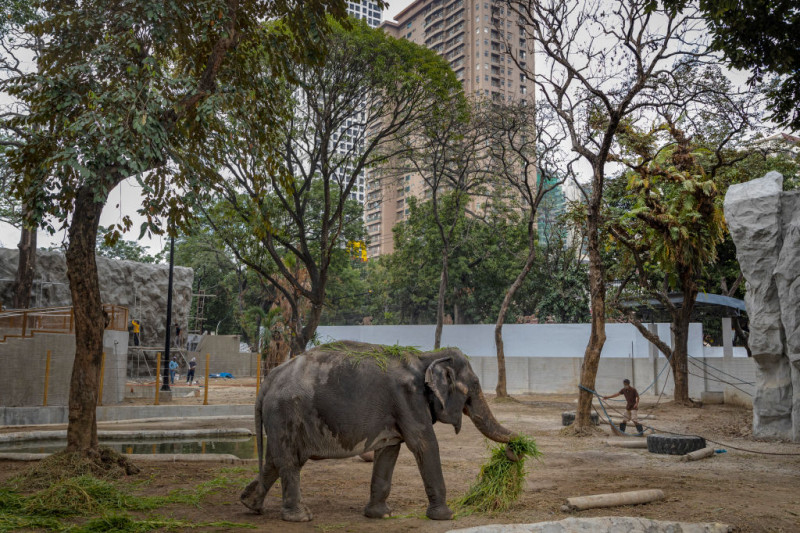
0 436 259 458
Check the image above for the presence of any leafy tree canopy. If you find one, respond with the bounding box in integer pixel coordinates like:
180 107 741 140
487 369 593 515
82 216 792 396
659 0 800 130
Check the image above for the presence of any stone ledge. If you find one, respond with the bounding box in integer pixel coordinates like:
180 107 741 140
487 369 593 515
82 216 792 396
0 404 253 426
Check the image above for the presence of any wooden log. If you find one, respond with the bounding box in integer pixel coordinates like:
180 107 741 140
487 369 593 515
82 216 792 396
605 439 648 448
681 447 716 462
562 489 665 512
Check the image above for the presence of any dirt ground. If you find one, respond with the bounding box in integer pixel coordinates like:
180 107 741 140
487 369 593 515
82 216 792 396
2 390 800 532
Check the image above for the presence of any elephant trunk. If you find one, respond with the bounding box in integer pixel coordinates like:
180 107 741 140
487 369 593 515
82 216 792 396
464 389 515 443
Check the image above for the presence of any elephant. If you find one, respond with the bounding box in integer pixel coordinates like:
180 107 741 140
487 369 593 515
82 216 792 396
240 341 518 522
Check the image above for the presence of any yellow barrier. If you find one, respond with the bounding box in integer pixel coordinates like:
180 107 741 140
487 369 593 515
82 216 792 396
97 352 106 406
256 356 262 391
204 353 210 405
43 350 52 406
154 352 161 405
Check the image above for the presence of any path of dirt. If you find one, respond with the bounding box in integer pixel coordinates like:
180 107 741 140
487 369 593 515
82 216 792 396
2 393 799 532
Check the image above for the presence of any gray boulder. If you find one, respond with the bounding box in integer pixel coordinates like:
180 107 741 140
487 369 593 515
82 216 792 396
724 172 800 441
0 248 193 347
448 517 731 533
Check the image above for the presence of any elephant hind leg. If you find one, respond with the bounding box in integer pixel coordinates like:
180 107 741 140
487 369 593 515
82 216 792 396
279 462 313 522
364 443 401 519
240 460 279 513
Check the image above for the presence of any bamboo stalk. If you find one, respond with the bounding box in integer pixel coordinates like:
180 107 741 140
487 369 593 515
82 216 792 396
98 352 106 406
562 489 664 512
154 352 161 405
204 353 210 405
42 350 52 406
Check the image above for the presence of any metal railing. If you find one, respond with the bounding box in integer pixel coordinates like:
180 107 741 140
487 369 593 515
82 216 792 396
0 304 129 342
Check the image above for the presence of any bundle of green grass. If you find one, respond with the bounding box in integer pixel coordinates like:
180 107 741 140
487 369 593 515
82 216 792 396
456 435 542 513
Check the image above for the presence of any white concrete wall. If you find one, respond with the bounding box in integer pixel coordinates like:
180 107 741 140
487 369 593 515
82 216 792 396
314 324 753 404
315 323 703 358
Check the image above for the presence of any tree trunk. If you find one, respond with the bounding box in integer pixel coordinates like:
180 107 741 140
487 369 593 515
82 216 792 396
576 203 607 429
434 250 449 349
495 247 537 398
293 301 324 356
65 186 106 453
12 218 37 309
670 278 697 405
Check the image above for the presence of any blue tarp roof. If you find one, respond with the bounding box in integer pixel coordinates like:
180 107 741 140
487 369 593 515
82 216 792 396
623 292 747 317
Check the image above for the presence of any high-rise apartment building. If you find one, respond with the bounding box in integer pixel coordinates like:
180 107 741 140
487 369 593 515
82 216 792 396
365 0 532 257
340 2 383 205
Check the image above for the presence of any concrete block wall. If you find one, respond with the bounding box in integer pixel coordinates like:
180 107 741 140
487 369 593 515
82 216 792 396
315 323 704 359
0 330 129 407
467 355 755 405
315 324 754 405
189 335 259 378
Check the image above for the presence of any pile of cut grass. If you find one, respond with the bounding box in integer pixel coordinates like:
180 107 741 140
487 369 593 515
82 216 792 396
319 342 421 371
0 473 253 532
14 447 138 490
455 435 543 514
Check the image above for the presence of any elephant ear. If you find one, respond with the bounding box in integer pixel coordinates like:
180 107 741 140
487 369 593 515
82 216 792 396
425 357 455 407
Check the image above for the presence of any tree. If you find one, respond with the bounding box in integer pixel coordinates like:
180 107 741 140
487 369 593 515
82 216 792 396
0 1 42 309
3 0 355 457
95 227 159 264
605 120 728 404
195 20 457 354
661 0 800 131
486 101 575 397
505 0 713 429
389 96 492 348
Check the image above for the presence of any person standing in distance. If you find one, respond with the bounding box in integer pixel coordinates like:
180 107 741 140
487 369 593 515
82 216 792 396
187 357 197 384
603 379 644 434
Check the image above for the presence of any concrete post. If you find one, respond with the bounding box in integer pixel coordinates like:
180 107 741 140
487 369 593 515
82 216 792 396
722 317 734 360
648 323 659 395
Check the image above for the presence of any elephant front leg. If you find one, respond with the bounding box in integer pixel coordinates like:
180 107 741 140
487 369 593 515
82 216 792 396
364 444 401 518
406 432 453 520
279 463 313 522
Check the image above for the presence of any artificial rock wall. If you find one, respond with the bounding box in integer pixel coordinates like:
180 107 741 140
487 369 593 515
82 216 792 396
0 248 193 347
724 171 800 442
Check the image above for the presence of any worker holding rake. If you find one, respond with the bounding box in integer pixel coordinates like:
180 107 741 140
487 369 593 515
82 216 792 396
603 379 644 435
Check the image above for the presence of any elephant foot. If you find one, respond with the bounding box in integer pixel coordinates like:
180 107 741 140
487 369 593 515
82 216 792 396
426 504 454 520
240 479 266 513
364 501 391 519
282 503 313 522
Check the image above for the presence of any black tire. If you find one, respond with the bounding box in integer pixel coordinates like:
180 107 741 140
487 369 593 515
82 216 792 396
561 411 599 426
646 434 706 455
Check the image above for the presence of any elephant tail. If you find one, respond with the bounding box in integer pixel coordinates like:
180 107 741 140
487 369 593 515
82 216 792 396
255 386 266 489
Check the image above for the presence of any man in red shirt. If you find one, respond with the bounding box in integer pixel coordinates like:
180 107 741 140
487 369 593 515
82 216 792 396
603 379 644 435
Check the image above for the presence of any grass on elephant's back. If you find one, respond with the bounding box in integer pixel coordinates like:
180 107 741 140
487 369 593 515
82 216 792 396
455 435 543 514
317 342 422 371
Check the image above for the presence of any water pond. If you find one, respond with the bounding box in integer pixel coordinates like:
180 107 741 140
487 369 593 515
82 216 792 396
0 436 259 459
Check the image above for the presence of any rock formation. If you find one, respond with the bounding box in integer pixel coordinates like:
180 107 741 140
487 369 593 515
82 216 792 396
0 248 193 347
724 171 800 442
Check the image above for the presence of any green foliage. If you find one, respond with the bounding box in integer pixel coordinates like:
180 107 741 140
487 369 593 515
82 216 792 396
318 342 421 371
659 0 800 131
3 0 358 240
456 435 542 513
96 226 159 264
192 19 458 348
364 195 589 325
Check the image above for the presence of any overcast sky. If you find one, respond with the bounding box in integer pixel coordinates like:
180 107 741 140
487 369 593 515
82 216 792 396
383 1 406 22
